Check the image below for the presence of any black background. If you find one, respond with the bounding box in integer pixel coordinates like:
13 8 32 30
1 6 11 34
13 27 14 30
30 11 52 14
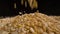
37 0 60 16
0 0 60 17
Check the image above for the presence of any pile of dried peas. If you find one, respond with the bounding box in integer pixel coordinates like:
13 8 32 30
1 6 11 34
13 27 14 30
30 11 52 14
0 12 60 34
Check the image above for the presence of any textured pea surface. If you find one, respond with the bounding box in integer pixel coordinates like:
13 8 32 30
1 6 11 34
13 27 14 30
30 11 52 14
0 13 60 34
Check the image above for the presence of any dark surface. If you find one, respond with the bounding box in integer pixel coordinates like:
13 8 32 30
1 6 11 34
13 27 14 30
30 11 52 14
37 0 60 16
0 0 60 17
0 0 18 17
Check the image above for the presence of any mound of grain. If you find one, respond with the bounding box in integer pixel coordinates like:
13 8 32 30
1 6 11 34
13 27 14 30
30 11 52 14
0 13 60 34
50 16 60 21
